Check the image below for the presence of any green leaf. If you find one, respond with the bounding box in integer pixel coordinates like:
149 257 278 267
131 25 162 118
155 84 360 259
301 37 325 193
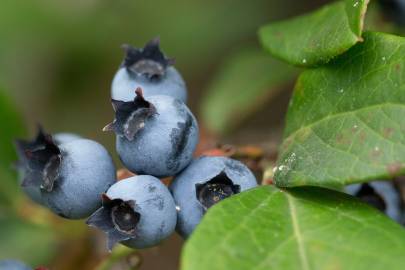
0 89 25 207
258 0 369 67
274 32 405 188
182 185 405 270
0 215 56 266
200 48 296 135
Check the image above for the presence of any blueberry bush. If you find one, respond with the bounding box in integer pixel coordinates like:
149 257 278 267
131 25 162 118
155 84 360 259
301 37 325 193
185 1 405 269
1 0 405 270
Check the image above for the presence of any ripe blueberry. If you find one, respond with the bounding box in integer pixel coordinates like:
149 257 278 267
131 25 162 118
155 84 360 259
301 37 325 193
169 156 258 238
0 260 31 270
104 88 198 178
111 37 187 103
345 181 402 223
86 175 177 250
16 129 116 219
15 127 81 205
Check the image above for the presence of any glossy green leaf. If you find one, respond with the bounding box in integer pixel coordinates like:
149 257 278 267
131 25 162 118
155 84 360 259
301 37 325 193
274 32 405 188
182 185 405 270
259 0 369 67
0 216 56 266
0 89 25 207
200 48 296 134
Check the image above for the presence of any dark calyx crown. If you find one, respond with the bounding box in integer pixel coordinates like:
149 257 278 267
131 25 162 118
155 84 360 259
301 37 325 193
86 194 141 251
122 37 175 79
104 88 157 141
355 183 387 212
16 126 62 192
195 171 241 211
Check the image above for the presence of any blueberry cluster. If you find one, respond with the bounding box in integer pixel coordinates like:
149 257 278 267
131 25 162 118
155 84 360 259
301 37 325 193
15 38 258 251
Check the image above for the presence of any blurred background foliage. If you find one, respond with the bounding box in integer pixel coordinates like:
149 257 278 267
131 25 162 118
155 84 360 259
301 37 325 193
0 0 402 269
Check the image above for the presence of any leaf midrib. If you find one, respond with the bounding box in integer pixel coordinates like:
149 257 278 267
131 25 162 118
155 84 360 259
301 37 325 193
285 42 404 137
190 189 278 268
189 189 315 270
287 194 310 270
282 102 405 145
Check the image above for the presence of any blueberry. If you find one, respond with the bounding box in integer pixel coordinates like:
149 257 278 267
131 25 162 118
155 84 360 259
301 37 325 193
16 129 116 219
86 175 177 250
111 37 187 103
15 127 81 205
104 88 198 178
169 156 258 238
345 181 402 223
379 0 405 26
0 260 31 270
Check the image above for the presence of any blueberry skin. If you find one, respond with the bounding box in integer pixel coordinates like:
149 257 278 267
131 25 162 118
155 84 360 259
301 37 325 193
345 181 402 222
106 175 177 248
169 156 258 238
53 132 82 144
42 139 116 219
18 132 82 205
0 260 31 270
111 67 187 103
116 95 198 178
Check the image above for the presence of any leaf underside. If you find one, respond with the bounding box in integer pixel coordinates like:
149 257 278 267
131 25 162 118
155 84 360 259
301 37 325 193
259 0 369 67
182 185 405 270
274 32 405 188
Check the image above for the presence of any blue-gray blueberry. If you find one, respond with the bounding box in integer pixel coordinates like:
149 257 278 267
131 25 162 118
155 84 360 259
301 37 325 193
111 37 187 103
15 127 81 205
86 175 177 251
16 129 116 219
104 88 198 178
0 260 31 270
345 181 403 223
169 156 258 238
